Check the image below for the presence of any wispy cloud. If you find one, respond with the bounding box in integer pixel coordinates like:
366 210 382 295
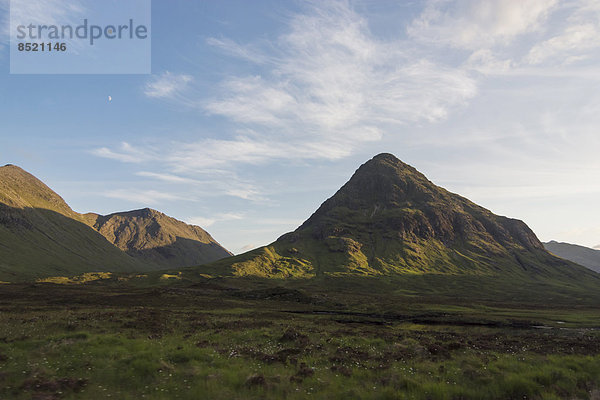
134 160 266 202
202 2 476 152
133 1 476 170
4 0 85 49
408 0 558 50
92 142 153 163
1 0 84 53
144 71 194 100
206 37 269 64
102 189 183 205
188 212 244 228
8 0 84 26
409 0 600 76
135 171 200 184
524 1 600 65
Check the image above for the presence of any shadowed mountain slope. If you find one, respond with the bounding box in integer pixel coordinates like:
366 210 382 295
544 241 600 273
204 154 597 284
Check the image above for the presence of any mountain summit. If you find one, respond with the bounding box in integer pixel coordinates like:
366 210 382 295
210 153 592 280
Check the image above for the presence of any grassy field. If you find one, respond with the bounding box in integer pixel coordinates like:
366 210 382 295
0 278 599 400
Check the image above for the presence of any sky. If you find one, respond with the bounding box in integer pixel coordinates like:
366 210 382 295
0 0 599 254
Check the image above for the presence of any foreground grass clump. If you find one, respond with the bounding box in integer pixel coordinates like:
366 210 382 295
0 282 598 399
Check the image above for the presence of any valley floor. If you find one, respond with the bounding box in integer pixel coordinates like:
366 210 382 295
0 279 599 400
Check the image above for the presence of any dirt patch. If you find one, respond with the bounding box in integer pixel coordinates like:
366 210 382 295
290 362 314 383
21 376 88 397
279 328 310 346
245 373 266 387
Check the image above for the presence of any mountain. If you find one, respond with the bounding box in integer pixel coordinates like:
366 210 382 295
544 241 600 273
0 165 230 281
0 164 144 281
595 245 600 250
84 208 231 268
205 154 596 282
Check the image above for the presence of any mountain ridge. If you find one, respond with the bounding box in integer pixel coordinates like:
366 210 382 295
543 241 600 273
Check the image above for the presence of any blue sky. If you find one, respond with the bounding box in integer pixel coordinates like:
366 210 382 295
1 0 599 253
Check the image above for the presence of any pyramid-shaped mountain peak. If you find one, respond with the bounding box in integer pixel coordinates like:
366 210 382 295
300 154 443 229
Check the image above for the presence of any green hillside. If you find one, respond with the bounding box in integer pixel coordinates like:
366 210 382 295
201 154 598 286
0 165 145 281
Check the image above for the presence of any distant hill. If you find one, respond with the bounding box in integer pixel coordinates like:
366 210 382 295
595 245 600 250
84 208 231 268
204 154 596 285
0 165 230 281
544 241 600 273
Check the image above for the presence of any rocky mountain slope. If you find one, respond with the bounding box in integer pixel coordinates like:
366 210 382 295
205 154 596 283
84 208 231 268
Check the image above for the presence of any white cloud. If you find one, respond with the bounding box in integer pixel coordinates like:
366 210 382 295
8 0 83 26
524 1 600 65
144 71 194 100
135 171 200 184
188 212 244 228
103 154 267 202
91 142 153 163
527 24 597 64
408 0 558 50
465 49 513 74
135 1 476 171
165 135 355 171
4 0 85 53
1 0 84 53
102 189 182 205
206 37 269 64
187 216 216 227
206 3 476 133
240 244 259 252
